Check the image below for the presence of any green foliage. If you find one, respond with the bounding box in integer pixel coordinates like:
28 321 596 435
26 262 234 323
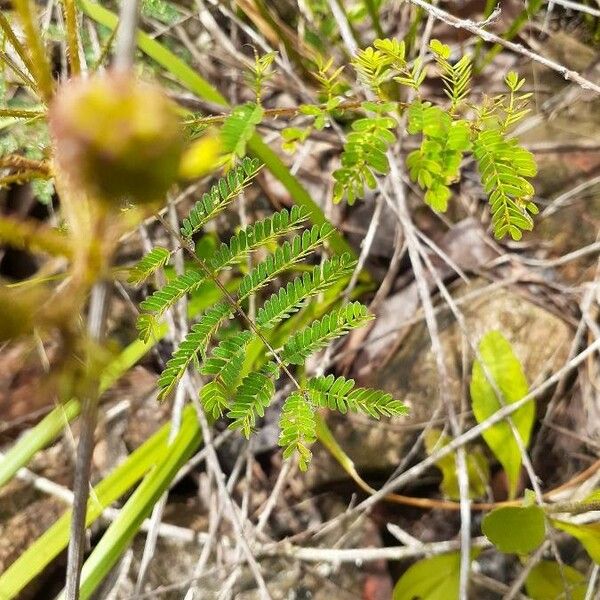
139 206 308 323
180 157 261 238
141 160 403 463
278 392 317 471
281 302 373 365
470 331 533 499
473 128 538 240
246 51 276 104
128 247 170 285
551 520 600 564
424 428 489 500
393 551 480 600
157 302 231 400
227 363 279 438
482 506 546 554
256 253 356 328
207 205 309 271
407 103 471 211
525 561 587 600
307 374 407 418
429 40 471 111
333 106 397 205
308 39 538 239
141 0 179 24
200 330 252 418
221 101 264 163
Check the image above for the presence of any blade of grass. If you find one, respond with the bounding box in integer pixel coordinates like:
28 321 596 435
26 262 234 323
78 0 355 258
0 399 81 489
0 406 198 598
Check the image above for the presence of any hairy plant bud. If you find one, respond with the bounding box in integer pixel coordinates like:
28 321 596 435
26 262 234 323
49 71 185 204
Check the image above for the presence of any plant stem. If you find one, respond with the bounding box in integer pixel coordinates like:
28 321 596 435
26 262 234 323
64 281 109 600
114 0 141 72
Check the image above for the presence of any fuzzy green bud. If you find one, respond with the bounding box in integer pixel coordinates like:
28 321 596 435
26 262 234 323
50 72 185 204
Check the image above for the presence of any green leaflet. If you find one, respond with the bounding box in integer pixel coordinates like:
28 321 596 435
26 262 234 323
281 302 373 364
256 253 356 328
393 550 480 600
180 157 261 238
138 206 309 323
482 506 546 554
470 330 533 499
525 561 587 600
307 374 407 418
221 102 264 161
473 128 538 240
278 392 317 471
407 102 471 211
227 363 279 438
551 520 600 564
128 246 170 285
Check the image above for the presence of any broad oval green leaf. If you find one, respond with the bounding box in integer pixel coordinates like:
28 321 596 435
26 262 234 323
393 551 479 600
551 520 600 564
470 330 533 499
482 505 545 554
525 560 586 600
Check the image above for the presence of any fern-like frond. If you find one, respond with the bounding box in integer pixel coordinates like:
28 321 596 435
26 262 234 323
139 269 205 320
429 40 471 111
208 206 309 273
281 302 373 365
200 381 229 420
140 207 309 322
333 112 397 205
157 302 231 401
352 46 393 94
406 102 472 211
221 102 264 161
128 246 170 285
501 72 532 131
473 128 538 240
200 330 252 417
227 362 279 437
181 157 261 238
278 392 316 471
256 253 356 329
237 223 335 302
307 374 407 418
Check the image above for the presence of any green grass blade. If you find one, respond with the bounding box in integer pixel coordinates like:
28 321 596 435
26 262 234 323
0 407 193 599
72 410 202 599
0 399 80 489
79 0 354 258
